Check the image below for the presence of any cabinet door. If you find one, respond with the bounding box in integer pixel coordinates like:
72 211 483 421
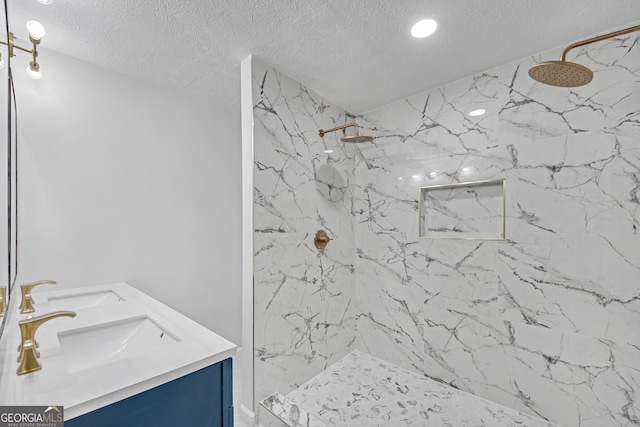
66 358 233 427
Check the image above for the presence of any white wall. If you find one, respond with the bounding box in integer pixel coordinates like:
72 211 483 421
9 48 242 343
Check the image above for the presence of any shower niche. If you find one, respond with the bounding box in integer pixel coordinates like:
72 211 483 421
419 178 506 240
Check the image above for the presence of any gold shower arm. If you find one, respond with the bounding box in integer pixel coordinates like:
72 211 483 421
318 123 360 138
561 25 640 61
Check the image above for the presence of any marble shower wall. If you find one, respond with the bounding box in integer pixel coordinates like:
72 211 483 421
354 29 640 427
252 59 357 401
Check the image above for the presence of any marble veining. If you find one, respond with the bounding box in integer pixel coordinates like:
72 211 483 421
252 59 357 401
252 27 640 427
260 392 327 427
287 350 558 427
354 31 640 427
419 179 505 239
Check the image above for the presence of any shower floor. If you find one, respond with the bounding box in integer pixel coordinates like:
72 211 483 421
283 350 558 427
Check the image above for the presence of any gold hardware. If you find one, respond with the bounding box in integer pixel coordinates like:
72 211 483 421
0 287 6 317
17 313 39 361
17 310 76 376
318 123 374 143
19 280 56 314
559 25 640 63
0 29 44 76
1 31 41 58
529 25 640 87
17 340 40 362
314 230 333 250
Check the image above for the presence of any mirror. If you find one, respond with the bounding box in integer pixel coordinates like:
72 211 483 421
0 1 18 337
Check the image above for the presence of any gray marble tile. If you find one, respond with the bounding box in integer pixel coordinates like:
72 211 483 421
260 392 327 427
353 31 640 427
287 350 558 427
253 28 640 427
252 59 357 401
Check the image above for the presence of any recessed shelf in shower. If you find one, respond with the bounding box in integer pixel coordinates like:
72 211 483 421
419 178 506 240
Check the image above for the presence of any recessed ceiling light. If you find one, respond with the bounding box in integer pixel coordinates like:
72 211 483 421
469 109 486 117
37 0 53 4
323 149 333 154
411 19 438 39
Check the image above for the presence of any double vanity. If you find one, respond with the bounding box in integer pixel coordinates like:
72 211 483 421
0 282 236 426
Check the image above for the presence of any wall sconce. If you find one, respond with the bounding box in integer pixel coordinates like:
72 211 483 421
0 20 45 79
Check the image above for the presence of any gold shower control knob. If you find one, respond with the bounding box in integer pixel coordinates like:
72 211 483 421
314 230 333 250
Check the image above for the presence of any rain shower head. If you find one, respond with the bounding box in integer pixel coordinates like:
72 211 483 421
319 123 374 143
528 60 593 87
340 134 375 143
529 24 640 87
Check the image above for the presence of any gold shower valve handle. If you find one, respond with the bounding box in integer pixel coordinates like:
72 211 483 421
19 280 57 314
314 230 333 250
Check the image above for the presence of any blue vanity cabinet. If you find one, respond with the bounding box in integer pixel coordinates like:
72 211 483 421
66 358 233 427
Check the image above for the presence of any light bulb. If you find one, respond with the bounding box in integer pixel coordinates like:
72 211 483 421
27 64 42 79
26 20 46 40
411 19 438 39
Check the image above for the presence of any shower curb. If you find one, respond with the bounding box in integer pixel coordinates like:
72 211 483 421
258 392 327 427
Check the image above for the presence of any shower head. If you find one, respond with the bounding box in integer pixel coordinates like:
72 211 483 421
340 134 374 143
529 24 640 87
528 60 593 87
319 123 374 143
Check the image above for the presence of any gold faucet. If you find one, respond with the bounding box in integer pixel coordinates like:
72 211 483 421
17 310 76 376
19 280 56 314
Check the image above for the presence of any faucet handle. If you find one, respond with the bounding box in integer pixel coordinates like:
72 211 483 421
17 310 76 375
19 280 56 314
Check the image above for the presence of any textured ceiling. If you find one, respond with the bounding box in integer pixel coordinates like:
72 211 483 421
5 0 640 114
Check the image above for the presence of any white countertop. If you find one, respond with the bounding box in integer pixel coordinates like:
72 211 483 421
0 282 236 419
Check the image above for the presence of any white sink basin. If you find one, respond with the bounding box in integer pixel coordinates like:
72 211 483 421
58 315 178 373
45 289 124 311
0 282 236 419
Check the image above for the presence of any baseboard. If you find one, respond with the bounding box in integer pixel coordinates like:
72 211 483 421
239 404 255 425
